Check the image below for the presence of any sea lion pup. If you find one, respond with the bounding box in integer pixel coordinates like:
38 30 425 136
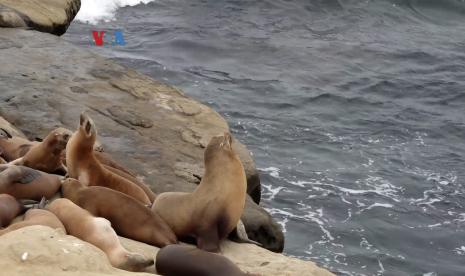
62 178 177 247
10 128 70 174
0 209 65 236
66 113 150 205
0 193 24 227
0 165 61 200
156 245 257 276
152 132 247 252
0 129 36 162
47 198 153 272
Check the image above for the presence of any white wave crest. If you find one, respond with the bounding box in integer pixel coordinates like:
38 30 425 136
76 0 156 24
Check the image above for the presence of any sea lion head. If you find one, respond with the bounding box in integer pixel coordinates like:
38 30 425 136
75 112 97 149
43 128 72 155
204 132 234 163
61 178 84 199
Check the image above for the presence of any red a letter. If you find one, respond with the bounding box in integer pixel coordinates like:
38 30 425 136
92 31 105 46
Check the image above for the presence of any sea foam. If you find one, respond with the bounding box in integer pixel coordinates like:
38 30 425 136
75 0 156 24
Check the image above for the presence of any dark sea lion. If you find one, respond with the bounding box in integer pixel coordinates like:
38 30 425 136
0 164 62 200
47 198 153 272
156 245 256 276
66 113 150 205
0 208 65 236
152 133 247 252
61 178 177 247
11 128 70 174
0 193 24 227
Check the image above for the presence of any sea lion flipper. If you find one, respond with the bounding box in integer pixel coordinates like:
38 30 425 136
8 157 24 166
22 197 48 210
37 196 47 209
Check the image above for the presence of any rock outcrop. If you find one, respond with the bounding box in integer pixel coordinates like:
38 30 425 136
0 226 334 276
0 0 80 36
0 28 284 252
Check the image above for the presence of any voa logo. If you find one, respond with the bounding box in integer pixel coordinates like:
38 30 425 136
92 30 126 46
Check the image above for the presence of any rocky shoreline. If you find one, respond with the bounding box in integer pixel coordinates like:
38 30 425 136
0 226 334 276
0 1 334 275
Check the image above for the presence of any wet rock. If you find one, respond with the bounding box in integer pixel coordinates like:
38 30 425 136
0 0 80 36
0 28 283 252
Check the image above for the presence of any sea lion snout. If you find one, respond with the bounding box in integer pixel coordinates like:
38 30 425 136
77 113 98 141
79 112 87 126
61 178 83 195
222 132 232 149
62 133 71 143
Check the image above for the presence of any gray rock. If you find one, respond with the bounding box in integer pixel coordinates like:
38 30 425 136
0 0 80 36
0 28 284 252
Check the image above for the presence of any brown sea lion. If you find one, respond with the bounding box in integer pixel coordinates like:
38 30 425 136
61 142 155 201
156 245 256 276
0 209 65 236
0 165 61 200
0 129 35 162
152 132 247 252
66 113 150 205
47 198 153 272
0 193 24 227
10 128 70 174
61 178 176 247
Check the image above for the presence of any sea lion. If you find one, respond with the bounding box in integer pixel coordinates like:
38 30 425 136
0 193 24 227
0 209 65 236
152 132 247 252
0 129 35 162
156 245 256 276
10 128 70 174
0 157 6 164
0 164 62 200
66 113 151 205
62 178 176 247
47 198 153 272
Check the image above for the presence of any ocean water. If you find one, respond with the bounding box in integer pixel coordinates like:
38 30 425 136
64 1 465 275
